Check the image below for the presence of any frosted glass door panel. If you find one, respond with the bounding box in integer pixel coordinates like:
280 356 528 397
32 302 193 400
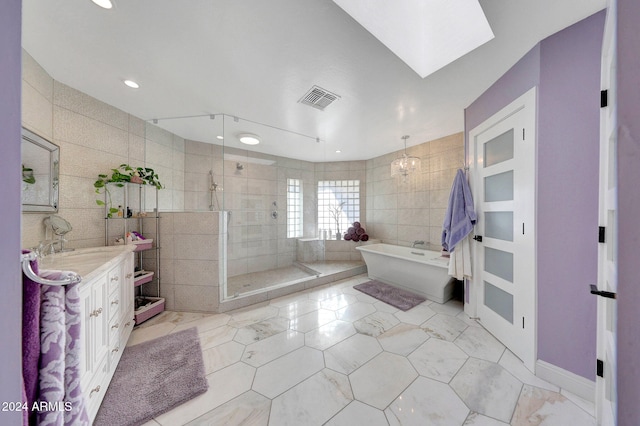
484 171 513 202
484 129 514 167
484 281 514 323
485 247 513 282
485 212 514 241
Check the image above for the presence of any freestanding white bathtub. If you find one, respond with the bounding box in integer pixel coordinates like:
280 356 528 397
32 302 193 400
356 243 454 303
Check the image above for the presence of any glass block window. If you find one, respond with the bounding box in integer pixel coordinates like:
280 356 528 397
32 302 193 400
317 180 360 239
287 178 302 238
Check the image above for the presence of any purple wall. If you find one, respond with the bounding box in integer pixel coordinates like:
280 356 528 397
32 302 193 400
537 11 604 381
465 11 605 381
616 0 640 423
0 0 23 424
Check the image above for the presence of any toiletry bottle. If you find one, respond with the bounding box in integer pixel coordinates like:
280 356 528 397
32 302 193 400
127 207 132 218
117 205 123 218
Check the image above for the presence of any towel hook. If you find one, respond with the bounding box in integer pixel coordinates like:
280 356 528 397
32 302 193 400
21 251 82 286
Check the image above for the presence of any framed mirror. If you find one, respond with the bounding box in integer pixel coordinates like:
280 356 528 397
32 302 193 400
21 127 59 213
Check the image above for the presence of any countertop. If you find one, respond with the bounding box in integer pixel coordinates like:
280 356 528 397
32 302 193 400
39 245 135 283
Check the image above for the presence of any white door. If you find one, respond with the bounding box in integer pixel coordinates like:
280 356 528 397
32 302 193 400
468 88 536 371
595 1 617 424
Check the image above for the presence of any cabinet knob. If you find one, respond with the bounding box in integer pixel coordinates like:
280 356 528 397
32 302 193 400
111 276 119 282
126 273 133 278
111 323 119 329
111 347 119 353
111 299 119 305
89 385 101 397
90 307 103 317
125 321 131 327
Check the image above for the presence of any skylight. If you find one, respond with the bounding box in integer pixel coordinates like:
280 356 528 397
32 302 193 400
332 0 494 78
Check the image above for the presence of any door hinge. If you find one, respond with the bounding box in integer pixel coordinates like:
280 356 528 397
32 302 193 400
522 128 525 140
590 284 617 299
473 235 483 242
597 359 604 378
522 317 525 329
599 226 605 243
601 90 608 108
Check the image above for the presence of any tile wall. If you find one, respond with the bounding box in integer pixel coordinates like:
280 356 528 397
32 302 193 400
365 133 464 249
21 52 463 312
21 51 185 249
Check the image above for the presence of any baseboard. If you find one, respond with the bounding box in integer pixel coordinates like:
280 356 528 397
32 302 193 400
536 360 595 402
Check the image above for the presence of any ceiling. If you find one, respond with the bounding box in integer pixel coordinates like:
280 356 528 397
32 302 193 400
22 0 606 162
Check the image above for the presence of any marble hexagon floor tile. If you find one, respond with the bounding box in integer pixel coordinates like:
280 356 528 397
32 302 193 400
269 368 353 425
201 340 245 374
408 338 469 383
353 311 400 337
450 358 523 423
324 333 383 374
324 400 389 426
422 313 469 341
184 390 270 426
454 325 506 362
335 301 377 322
252 346 324 399
376 323 430 356
304 319 356 350
288 308 336 333
349 351 418 410
241 330 305 367
511 385 596 426
233 316 291 344
276 299 321 319
393 304 437 326
462 412 509 425
385 377 470 426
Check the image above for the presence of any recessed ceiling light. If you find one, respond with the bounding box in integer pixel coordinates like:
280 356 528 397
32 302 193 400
238 133 260 145
91 0 113 10
335 150 341 153
123 80 139 89
216 135 224 140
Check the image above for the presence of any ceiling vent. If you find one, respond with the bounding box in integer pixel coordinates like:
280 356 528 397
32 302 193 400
298 85 341 111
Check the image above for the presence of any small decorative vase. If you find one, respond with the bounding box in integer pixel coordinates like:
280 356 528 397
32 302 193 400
130 175 143 184
335 232 342 240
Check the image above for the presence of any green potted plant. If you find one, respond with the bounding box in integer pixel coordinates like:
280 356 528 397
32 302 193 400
94 164 163 217
22 164 36 184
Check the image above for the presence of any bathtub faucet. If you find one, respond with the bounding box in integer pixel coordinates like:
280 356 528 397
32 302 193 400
411 240 426 248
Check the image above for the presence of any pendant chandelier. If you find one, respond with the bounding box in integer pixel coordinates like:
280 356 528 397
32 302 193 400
390 135 421 181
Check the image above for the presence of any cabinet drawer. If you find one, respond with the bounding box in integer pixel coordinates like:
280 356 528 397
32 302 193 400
108 289 120 320
85 356 109 421
108 314 121 346
107 264 123 294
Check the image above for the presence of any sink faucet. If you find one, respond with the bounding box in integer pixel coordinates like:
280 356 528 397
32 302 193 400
412 240 425 248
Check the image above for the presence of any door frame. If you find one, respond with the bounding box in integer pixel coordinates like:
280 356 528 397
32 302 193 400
466 87 537 371
595 0 617 423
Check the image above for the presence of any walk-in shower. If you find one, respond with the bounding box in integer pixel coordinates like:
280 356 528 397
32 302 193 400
146 113 366 307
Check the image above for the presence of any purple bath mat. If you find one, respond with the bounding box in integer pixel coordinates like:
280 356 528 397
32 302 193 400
353 280 426 311
94 327 208 426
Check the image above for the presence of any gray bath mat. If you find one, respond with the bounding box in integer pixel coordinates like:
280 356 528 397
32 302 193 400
94 327 208 426
354 280 426 311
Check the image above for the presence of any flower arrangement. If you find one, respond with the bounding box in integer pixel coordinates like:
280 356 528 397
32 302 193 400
344 221 369 242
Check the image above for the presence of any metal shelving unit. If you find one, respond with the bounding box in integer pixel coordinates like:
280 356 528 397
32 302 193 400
104 182 164 324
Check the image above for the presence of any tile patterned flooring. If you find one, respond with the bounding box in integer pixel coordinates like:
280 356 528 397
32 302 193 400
130 274 596 426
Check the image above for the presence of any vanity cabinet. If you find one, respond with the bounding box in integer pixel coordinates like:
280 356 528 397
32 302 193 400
76 249 135 421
